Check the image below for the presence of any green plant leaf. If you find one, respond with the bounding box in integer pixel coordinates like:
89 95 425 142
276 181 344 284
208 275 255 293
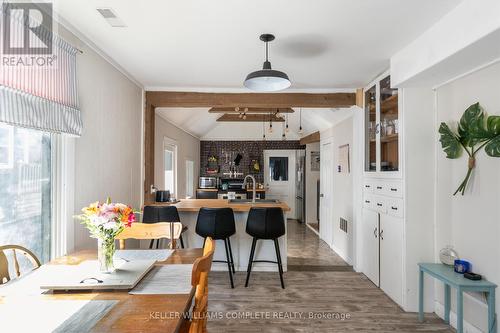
459 102 489 147
485 136 500 157
439 122 462 158
487 115 500 136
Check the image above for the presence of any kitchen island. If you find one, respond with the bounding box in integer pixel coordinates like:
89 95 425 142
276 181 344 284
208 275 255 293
162 199 290 272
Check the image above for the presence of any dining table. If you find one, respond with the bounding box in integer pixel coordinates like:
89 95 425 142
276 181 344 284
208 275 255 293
0 248 203 333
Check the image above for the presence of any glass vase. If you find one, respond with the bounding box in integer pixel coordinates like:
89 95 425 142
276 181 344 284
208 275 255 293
98 237 116 273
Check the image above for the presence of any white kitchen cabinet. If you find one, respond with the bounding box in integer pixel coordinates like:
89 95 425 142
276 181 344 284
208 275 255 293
379 213 403 305
357 73 435 312
364 74 401 177
362 208 379 286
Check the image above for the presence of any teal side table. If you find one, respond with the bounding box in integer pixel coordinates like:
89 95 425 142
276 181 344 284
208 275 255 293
418 263 497 333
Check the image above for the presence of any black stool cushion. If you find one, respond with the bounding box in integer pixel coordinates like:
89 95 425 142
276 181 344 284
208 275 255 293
143 205 180 223
246 207 285 239
196 207 236 240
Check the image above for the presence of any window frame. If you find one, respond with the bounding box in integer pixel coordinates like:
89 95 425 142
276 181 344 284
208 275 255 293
185 159 194 199
163 137 178 197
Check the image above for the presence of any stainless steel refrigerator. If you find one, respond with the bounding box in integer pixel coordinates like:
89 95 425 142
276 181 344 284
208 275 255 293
295 150 305 223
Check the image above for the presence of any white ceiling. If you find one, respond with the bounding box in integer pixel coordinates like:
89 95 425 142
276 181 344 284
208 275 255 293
156 107 355 139
53 0 460 90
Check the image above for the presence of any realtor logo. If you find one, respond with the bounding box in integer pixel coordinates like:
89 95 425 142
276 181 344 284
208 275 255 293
2 2 53 55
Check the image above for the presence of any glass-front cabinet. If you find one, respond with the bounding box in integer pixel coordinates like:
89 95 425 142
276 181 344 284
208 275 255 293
364 74 400 175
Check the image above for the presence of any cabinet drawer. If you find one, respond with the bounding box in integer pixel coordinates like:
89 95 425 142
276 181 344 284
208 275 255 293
386 198 404 218
373 197 386 214
363 195 375 210
373 182 385 195
384 182 403 198
363 180 375 193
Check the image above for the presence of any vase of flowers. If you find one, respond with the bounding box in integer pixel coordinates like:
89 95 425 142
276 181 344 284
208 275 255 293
76 198 136 273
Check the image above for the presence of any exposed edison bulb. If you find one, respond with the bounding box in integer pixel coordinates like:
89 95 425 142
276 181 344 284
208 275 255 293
282 133 286 141
244 107 249 113
235 107 240 112
298 126 303 134
238 113 243 118
285 124 289 133
242 113 247 120
268 124 273 133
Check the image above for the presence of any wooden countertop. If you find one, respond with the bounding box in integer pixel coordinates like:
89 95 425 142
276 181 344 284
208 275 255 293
162 199 290 212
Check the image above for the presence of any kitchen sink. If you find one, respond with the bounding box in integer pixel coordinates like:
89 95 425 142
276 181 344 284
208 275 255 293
228 199 279 204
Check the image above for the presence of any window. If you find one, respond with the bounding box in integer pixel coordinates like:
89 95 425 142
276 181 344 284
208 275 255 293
185 160 194 199
0 124 52 263
269 157 289 181
0 124 14 169
164 140 177 196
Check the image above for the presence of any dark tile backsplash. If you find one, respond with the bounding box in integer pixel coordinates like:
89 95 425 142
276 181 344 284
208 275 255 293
200 140 305 183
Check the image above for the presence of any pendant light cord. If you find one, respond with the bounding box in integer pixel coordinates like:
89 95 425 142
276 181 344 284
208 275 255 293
265 41 269 62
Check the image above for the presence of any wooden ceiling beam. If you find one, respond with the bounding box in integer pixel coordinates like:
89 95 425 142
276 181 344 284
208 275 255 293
299 131 321 145
146 91 356 108
208 107 294 114
217 114 285 122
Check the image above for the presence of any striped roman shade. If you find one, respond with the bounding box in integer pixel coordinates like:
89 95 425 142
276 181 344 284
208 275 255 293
0 3 82 136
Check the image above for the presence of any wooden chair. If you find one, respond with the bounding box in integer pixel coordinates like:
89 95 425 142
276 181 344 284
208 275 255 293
189 237 216 333
0 245 41 285
116 222 183 250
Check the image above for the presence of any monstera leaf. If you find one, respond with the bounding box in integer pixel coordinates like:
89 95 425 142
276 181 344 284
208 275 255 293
485 116 500 157
439 103 500 195
439 123 462 158
458 103 484 146
485 136 500 157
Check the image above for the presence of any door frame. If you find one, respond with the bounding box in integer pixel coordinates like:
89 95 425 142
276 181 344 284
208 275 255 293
263 149 297 218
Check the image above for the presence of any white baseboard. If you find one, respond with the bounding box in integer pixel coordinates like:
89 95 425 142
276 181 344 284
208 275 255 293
434 301 483 333
305 223 320 236
330 243 352 265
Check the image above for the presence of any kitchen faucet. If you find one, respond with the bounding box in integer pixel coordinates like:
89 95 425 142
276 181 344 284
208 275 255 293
243 175 256 203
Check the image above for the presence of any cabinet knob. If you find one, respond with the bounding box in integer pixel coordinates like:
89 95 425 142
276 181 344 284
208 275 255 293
365 200 371 204
390 188 397 192
391 206 398 210
376 186 383 190
320 194 324 198
365 185 371 188
376 203 383 207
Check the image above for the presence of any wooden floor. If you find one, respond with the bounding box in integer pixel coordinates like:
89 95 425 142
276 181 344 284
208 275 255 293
206 220 453 332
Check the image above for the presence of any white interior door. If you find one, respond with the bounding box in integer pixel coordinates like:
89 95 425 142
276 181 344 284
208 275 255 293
264 150 296 218
319 139 333 246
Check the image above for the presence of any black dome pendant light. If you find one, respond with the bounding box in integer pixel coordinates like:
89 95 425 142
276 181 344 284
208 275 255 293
244 34 291 92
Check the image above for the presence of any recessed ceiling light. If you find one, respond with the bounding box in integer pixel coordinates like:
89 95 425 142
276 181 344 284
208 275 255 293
96 8 127 27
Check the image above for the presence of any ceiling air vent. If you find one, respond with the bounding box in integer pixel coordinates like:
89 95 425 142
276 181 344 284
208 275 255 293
96 8 126 27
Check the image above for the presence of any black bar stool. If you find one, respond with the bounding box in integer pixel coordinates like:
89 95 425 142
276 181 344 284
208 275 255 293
245 207 285 289
195 207 236 288
143 205 188 248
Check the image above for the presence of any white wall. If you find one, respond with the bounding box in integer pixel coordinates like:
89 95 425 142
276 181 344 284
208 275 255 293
155 114 200 199
402 87 436 312
434 62 500 332
305 142 320 225
391 0 500 87
321 117 354 263
56 26 143 251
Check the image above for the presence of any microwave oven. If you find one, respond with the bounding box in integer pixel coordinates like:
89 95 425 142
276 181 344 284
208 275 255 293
199 177 218 189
